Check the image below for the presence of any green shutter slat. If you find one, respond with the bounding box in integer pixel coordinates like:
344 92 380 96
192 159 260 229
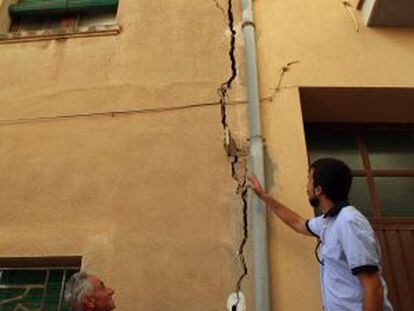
9 0 118 18
67 0 118 12
9 0 67 17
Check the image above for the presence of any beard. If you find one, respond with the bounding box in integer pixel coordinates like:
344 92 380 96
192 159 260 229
309 195 320 208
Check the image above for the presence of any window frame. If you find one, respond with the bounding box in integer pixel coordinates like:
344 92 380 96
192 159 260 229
0 0 120 44
0 256 81 311
305 123 414 226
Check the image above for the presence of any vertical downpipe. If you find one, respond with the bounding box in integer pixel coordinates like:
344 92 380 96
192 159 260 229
240 0 271 310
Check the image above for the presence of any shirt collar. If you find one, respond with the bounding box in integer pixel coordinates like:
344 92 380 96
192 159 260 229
323 200 350 218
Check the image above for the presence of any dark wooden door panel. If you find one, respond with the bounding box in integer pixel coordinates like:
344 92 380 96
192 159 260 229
376 230 401 311
399 230 414 287
373 224 414 311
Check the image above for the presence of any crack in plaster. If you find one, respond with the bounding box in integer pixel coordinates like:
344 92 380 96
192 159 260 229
217 0 248 308
212 0 227 21
268 60 300 100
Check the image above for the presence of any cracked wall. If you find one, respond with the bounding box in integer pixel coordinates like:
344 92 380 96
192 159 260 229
216 2 250 308
0 0 252 310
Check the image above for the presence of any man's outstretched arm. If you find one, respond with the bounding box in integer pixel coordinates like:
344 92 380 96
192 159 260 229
248 175 311 236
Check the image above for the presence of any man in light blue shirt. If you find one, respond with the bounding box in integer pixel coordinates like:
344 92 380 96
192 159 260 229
248 158 393 311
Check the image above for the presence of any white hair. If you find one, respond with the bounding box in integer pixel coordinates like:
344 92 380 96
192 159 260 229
64 271 94 310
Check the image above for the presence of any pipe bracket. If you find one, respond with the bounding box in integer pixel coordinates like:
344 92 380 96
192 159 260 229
242 21 256 29
248 135 265 142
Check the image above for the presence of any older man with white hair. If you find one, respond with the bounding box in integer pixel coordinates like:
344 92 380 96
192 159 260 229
64 271 115 311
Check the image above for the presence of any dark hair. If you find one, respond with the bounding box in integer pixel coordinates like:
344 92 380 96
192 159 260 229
310 158 353 203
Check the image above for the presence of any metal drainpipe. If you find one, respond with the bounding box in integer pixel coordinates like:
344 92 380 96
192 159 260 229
240 0 271 310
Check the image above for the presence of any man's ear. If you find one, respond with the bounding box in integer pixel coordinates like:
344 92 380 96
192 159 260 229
83 295 95 308
314 185 323 197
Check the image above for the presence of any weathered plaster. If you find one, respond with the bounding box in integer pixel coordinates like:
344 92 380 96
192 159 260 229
0 0 251 310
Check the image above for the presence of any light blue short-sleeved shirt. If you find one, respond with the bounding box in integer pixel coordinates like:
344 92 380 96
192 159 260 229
306 204 393 311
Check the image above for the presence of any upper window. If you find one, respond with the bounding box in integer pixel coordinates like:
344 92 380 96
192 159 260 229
305 124 414 218
0 0 120 43
0 257 81 311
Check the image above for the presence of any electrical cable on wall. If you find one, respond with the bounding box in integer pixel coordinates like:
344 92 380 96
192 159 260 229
0 100 247 126
339 0 360 32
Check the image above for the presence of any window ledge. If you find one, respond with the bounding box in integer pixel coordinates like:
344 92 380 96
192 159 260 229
0 23 121 44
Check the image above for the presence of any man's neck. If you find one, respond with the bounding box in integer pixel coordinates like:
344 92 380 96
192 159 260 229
319 198 335 214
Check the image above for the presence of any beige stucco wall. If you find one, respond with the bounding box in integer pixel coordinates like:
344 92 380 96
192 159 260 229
0 0 253 310
1 0 413 310
255 0 414 310
0 110 249 309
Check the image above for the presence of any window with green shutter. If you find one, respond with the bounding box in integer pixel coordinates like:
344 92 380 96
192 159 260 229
0 0 120 41
0 257 81 311
9 0 119 18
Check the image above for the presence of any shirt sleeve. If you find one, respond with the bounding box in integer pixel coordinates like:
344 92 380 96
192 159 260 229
306 215 323 238
339 215 380 275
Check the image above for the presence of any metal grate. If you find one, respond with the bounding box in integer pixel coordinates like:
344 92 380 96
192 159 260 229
0 267 80 311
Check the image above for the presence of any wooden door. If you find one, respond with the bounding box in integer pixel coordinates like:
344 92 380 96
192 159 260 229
305 124 414 310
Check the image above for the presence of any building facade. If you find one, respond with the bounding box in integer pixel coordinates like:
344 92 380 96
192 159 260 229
0 0 413 310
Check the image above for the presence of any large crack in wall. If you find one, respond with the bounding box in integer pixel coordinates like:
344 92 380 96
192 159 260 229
216 0 249 308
